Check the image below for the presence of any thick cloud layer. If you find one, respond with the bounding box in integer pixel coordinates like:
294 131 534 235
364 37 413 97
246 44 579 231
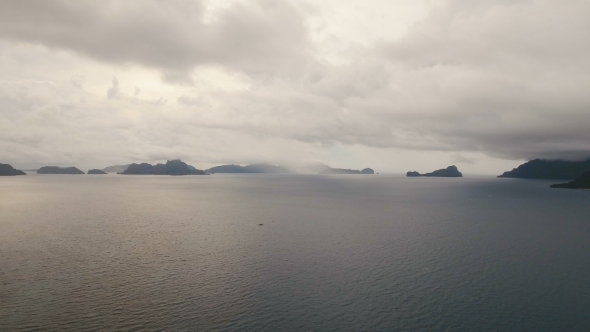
0 0 313 82
1 0 589 172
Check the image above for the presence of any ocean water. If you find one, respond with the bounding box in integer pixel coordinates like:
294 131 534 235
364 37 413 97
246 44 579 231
1 174 589 331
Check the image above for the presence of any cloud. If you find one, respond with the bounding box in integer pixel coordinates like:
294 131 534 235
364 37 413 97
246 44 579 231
1 0 590 172
0 0 314 83
0 75 323 169
177 95 208 107
451 154 476 165
106 76 119 99
371 0 590 160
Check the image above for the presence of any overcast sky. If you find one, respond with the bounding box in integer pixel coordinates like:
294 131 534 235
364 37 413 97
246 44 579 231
1 0 590 174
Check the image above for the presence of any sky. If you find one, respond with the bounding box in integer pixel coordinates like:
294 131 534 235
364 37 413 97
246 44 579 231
1 0 590 174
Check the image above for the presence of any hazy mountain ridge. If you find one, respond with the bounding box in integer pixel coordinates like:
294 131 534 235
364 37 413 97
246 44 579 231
206 163 290 174
103 165 130 173
206 163 373 175
319 168 374 175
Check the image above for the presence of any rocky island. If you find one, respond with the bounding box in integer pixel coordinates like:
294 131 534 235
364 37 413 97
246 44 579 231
88 169 107 174
498 158 590 179
319 167 374 174
121 160 206 175
406 165 463 177
0 163 26 176
550 171 590 189
37 166 85 174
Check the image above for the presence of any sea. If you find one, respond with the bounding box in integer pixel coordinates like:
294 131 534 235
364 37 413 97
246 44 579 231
1 174 589 331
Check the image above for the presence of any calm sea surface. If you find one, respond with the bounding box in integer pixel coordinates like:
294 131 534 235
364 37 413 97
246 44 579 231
1 174 589 331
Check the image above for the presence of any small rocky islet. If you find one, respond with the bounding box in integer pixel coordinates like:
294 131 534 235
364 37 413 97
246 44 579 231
37 166 85 174
406 165 463 177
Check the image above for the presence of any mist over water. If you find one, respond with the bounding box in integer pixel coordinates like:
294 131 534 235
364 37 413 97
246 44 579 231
1 174 590 331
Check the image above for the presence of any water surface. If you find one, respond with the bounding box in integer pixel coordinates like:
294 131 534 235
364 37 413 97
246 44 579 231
1 174 589 331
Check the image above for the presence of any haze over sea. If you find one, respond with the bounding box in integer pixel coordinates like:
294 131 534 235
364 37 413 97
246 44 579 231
1 174 589 331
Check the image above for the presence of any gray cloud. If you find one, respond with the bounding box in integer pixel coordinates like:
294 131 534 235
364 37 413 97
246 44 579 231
0 0 314 82
371 0 590 160
451 154 476 165
1 0 590 172
106 76 119 99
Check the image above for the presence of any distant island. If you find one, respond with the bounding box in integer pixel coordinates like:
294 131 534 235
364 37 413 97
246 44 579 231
88 169 107 174
0 163 26 176
498 158 590 179
550 171 590 189
319 167 374 174
406 165 463 177
121 160 206 175
206 163 289 174
37 166 85 174
103 164 130 173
